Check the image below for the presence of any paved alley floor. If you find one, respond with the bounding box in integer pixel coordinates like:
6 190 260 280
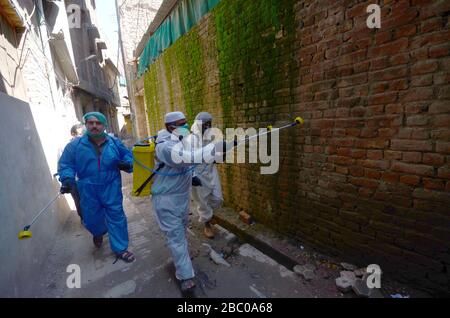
26 173 349 298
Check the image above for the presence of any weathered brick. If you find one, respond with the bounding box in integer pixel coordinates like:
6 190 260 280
370 66 408 81
384 150 402 160
429 101 450 114
438 167 450 179
370 38 409 57
382 9 419 30
390 78 409 90
358 159 390 170
400 87 435 102
139 0 450 295
410 75 433 87
399 175 421 186
367 150 383 160
423 178 445 191
349 177 379 189
395 24 417 38
355 138 389 149
436 142 450 154
411 60 439 76
391 161 434 177
438 85 450 98
406 115 428 126
423 153 445 167
433 72 450 85
335 165 349 175
391 139 432 152
404 103 428 114
402 152 422 163
379 128 398 138
410 29 450 49
421 17 444 33
368 92 398 105
413 188 450 204
349 166 365 177
385 104 404 114
365 168 381 180
429 43 450 58
432 115 450 128
381 171 399 183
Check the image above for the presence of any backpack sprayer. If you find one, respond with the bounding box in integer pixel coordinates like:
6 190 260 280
131 116 305 197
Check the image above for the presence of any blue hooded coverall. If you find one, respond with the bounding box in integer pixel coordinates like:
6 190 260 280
58 135 133 253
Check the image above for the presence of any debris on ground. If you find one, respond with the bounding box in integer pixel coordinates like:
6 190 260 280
239 210 254 225
354 268 366 278
293 264 316 281
390 293 410 298
352 278 371 298
249 285 267 298
340 271 356 281
202 243 231 267
340 262 357 271
335 277 353 293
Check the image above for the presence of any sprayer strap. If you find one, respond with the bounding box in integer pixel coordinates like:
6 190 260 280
134 163 165 196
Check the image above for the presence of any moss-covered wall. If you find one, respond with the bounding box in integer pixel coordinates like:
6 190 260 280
141 0 450 294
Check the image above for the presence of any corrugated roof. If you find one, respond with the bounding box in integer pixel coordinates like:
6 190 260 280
134 0 179 58
0 0 24 27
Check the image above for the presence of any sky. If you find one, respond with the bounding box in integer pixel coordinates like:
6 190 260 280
96 0 121 71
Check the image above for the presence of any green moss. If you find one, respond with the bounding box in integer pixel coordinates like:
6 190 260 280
143 25 207 130
213 0 297 222
162 51 175 112
144 65 163 135
170 27 206 125
141 0 298 233
225 164 234 205
214 0 294 128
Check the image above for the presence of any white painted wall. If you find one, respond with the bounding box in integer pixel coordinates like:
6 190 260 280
0 93 72 297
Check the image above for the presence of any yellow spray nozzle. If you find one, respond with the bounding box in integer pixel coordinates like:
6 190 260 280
267 125 273 131
295 117 305 125
18 230 33 240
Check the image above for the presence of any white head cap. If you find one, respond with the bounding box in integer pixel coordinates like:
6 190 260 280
195 112 213 122
165 111 186 124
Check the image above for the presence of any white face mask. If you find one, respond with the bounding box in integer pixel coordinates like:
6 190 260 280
171 125 191 141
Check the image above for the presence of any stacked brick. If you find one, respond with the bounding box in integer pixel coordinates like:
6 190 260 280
142 0 450 294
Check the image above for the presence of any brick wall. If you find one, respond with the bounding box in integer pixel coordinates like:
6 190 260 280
141 0 450 294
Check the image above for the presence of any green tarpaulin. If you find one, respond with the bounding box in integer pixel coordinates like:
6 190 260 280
138 0 222 77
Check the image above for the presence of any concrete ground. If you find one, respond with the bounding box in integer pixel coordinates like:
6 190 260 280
24 173 428 298
23 174 337 298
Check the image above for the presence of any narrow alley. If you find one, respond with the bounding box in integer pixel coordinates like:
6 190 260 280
26 173 340 298
1 0 449 300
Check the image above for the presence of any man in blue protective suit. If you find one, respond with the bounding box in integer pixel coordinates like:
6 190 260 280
58 112 135 263
151 111 231 293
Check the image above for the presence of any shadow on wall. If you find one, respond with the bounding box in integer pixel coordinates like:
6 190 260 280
0 93 72 297
0 75 6 94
